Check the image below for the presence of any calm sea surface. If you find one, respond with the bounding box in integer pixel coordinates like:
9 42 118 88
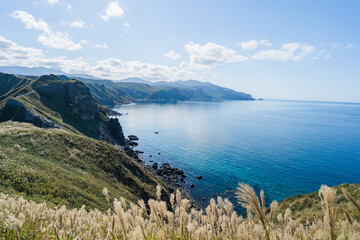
113 100 360 211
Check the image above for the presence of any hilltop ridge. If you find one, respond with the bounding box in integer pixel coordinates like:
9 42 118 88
0 73 125 145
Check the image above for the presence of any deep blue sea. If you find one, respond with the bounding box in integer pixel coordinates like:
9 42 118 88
113 100 360 211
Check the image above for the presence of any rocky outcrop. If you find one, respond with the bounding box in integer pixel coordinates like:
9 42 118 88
0 98 60 129
101 118 125 146
63 81 99 120
128 135 139 141
34 77 99 121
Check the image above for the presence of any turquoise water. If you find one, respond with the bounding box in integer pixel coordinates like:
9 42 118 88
113 100 360 211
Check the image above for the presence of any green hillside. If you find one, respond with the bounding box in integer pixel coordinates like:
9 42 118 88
0 121 166 210
0 73 125 145
80 77 253 105
279 183 360 223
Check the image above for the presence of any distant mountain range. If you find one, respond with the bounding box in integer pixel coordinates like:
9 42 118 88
0 66 97 80
0 66 254 105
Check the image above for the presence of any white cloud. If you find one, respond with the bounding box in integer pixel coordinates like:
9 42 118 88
67 4 72 9
37 32 83 50
0 35 198 81
331 42 339 49
95 43 109 49
0 35 44 64
95 59 197 81
44 0 59 5
164 50 181 60
10 11 50 33
66 19 86 28
251 42 316 61
345 43 355 49
101 0 124 21
184 41 247 69
239 39 271 50
12 11 84 51
123 22 130 27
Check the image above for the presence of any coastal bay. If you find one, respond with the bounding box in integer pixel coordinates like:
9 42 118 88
114 100 360 212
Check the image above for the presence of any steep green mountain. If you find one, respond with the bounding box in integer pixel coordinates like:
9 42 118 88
0 121 166 210
0 73 124 145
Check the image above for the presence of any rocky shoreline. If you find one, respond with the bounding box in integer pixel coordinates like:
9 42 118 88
123 136 202 210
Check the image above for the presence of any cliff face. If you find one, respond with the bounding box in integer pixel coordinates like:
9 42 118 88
64 81 99 120
34 76 99 121
0 73 125 146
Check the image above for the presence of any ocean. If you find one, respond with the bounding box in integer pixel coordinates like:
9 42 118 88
113 100 360 212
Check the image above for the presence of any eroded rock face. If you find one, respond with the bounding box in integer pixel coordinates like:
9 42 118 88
34 79 99 120
64 82 99 120
104 118 125 145
1 98 60 129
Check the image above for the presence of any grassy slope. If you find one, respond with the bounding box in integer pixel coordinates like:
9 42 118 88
0 121 166 211
279 183 360 223
0 73 30 108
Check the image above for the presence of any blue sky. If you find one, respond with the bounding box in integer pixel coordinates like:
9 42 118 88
0 0 359 102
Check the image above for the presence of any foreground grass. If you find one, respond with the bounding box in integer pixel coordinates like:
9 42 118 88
0 121 164 211
0 183 359 239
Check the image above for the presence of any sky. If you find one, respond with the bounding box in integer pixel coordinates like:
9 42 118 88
0 0 359 102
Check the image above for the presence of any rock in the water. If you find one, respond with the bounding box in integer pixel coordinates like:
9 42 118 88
196 175 203 180
190 184 195 188
152 162 158 170
128 135 139 141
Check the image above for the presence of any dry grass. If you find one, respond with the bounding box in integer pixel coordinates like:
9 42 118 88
1 183 360 239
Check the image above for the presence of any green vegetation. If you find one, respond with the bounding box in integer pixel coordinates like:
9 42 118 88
0 73 124 145
279 183 360 223
0 121 165 211
0 73 30 108
81 77 254 105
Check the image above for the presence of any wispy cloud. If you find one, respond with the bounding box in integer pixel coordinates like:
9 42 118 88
0 35 199 81
123 22 130 27
37 32 83 50
345 43 355 49
101 0 124 21
239 39 271 50
66 19 86 28
164 50 181 60
43 0 59 5
11 11 84 51
95 43 109 49
251 42 316 61
10 11 50 33
184 42 247 69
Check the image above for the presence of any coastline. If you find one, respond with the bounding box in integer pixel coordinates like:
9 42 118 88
122 137 202 210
